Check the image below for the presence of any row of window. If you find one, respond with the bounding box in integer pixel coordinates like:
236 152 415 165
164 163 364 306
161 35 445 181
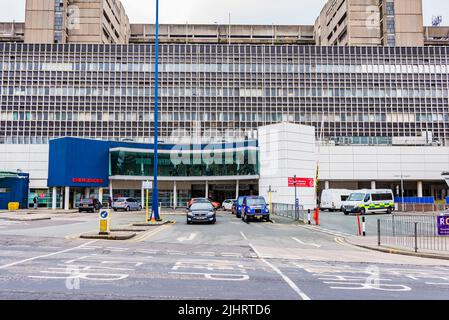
2 62 449 74
2 111 447 123
2 86 448 99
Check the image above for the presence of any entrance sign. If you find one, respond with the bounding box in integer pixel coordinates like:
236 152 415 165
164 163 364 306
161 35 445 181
438 215 449 236
288 177 315 188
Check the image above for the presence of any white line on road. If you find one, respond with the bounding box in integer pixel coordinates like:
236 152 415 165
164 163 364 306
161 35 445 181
177 233 197 243
249 243 311 300
240 232 248 240
0 240 98 270
292 237 322 248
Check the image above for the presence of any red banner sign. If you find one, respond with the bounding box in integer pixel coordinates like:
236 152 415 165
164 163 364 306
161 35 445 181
288 177 315 188
72 178 104 184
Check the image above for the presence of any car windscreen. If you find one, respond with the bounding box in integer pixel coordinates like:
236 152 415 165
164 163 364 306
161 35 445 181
237 198 244 205
115 198 126 202
190 203 214 211
247 198 266 206
348 193 365 201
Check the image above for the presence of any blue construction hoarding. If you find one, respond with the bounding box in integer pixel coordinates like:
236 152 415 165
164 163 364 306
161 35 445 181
0 172 30 210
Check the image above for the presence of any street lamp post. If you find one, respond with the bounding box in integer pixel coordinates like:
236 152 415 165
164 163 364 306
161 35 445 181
151 0 160 221
394 174 411 212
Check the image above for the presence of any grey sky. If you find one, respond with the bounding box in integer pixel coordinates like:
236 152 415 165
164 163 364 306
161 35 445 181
0 0 447 26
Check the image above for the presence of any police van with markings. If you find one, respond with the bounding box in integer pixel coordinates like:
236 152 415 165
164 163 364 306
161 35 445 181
342 189 395 215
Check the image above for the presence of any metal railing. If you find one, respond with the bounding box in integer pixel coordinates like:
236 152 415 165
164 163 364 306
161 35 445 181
378 214 449 253
271 203 306 222
395 203 449 213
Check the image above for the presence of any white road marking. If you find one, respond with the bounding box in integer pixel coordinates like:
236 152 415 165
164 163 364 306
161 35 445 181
300 225 352 237
240 232 248 240
0 240 98 270
292 237 322 248
249 244 311 300
194 252 216 257
177 233 197 243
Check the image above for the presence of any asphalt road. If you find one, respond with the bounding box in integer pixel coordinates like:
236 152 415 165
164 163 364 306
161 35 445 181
0 211 449 300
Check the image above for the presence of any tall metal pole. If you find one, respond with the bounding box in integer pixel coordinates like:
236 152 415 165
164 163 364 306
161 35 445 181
294 175 298 220
152 0 160 220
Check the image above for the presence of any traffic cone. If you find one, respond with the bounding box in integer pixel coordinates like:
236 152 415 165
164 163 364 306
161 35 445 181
149 211 157 224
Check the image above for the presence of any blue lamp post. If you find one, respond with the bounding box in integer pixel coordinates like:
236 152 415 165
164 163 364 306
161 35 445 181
152 0 160 220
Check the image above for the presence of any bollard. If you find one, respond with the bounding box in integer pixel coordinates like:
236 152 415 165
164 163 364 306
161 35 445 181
357 214 362 236
362 216 366 237
377 219 381 246
308 209 311 225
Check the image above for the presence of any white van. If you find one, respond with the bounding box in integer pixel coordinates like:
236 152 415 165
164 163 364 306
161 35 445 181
342 189 395 215
320 189 352 212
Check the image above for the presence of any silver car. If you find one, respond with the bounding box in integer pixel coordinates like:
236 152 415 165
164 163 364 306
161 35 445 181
113 197 142 211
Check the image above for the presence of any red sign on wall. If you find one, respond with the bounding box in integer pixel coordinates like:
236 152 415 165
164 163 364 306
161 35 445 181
288 177 315 188
72 178 104 184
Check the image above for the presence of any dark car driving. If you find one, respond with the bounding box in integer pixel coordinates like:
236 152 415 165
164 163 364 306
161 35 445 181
78 198 103 213
186 202 216 224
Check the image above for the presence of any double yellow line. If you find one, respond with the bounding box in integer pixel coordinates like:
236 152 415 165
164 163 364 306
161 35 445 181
128 222 175 243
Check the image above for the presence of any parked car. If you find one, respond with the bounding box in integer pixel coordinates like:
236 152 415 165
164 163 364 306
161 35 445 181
342 189 395 215
320 189 352 212
188 198 221 210
187 198 210 208
113 197 142 212
78 198 103 213
186 202 216 224
241 196 270 222
233 196 245 218
222 199 236 211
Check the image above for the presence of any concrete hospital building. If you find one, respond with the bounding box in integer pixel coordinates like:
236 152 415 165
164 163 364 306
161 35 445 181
1 0 449 209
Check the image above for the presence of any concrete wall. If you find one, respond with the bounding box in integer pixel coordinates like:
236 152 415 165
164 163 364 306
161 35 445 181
319 145 449 181
0 144 49 189
258 123 317 210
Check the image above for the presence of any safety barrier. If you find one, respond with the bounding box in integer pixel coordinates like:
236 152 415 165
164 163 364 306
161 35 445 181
271 203 306 222
377 214 449 253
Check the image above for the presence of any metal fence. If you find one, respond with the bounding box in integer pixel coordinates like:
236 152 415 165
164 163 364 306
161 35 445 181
271 203 307 222
395 203 449 213
378 214 449 253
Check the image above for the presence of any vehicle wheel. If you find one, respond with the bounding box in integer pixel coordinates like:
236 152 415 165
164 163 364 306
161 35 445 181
360 208 366 215
126 206 130 212
187 219 191 225
113 208 117 212
78 209 82 213
265 215 270 222
139 206 142 211
387 207 392 214
343 211 349 216
244 214 248 223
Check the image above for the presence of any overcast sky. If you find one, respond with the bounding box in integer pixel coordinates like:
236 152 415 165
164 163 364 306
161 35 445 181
1 0 448 26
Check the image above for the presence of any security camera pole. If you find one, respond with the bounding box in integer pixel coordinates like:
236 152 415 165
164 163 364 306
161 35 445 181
151 0 161 221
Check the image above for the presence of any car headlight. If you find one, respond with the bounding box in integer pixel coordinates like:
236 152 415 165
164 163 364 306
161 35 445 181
187 212 193 217
264 208 269 213
246 208 251 213
207 211 214 216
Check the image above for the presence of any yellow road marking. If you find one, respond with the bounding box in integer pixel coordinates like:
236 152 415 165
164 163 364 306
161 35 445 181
128 222 175 243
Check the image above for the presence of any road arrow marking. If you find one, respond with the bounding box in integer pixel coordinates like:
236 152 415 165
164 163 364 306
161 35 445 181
177 233 197 243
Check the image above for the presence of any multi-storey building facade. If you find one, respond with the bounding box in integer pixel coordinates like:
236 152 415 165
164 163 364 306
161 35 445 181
314 0 425 46
1 43 448 146
24 0 130 44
